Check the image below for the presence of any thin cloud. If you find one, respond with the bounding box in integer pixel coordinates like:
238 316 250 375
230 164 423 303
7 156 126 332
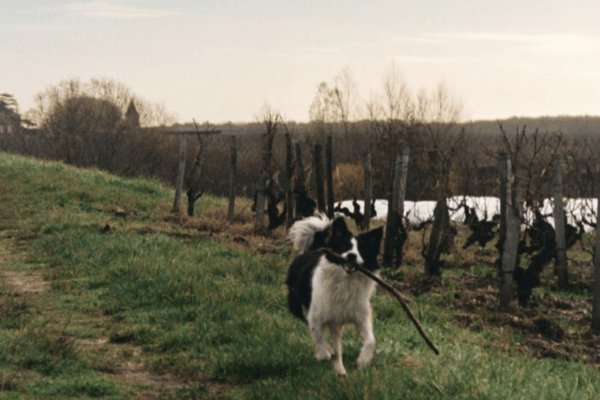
413 32 600 54
307 47 341 54
535 34 600 54
66 2 180 20
424 32 540 43
203 45 250 54
392 54 475 64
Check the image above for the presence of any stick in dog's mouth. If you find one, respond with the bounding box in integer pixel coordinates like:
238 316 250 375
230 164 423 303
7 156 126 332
322 248 357 274
342 260 357 274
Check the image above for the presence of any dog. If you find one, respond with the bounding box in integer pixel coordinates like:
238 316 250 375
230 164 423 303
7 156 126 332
286 214 384 375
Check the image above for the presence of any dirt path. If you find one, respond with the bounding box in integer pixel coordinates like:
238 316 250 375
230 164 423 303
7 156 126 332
1 269 50 294
0 238 48 294
0 240 195 399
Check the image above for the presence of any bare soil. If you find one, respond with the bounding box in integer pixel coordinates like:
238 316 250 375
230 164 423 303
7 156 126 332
391 246 600 366
1 269 50 294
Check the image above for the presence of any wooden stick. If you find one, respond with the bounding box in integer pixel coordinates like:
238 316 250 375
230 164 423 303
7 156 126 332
322 249 441 355
353 262 440 355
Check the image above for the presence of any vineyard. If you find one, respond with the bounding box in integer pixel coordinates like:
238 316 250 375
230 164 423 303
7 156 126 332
4 116 600 311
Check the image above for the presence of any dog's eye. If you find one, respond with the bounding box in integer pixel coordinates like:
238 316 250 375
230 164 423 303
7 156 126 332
346 253 357 262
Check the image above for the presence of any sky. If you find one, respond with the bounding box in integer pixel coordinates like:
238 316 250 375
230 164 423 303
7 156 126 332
3 0 600 124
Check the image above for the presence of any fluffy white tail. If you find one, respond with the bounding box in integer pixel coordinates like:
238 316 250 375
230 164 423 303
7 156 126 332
288 214 331 254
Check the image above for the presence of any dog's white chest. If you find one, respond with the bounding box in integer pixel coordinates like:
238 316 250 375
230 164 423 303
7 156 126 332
309 257 377 325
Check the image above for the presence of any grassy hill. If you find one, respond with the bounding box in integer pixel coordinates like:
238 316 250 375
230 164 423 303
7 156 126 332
1 151 599 399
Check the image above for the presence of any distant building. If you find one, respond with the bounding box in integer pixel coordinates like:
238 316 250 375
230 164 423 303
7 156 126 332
0 103 19 134
125 100 140 128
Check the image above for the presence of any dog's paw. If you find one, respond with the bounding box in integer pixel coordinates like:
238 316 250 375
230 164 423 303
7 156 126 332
315 347 333 361
355 356 373 369
333 364 347 375
332 353 347 375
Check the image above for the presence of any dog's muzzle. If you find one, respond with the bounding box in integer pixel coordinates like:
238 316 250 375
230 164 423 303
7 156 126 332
343 254 358 274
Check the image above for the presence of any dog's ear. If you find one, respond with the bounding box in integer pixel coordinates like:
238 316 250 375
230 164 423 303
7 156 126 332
357 226 384 267
311 230 329 250
362 226 384 248
331 217 350 239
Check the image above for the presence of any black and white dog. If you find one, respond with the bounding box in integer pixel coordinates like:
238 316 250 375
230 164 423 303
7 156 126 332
286 215 384 375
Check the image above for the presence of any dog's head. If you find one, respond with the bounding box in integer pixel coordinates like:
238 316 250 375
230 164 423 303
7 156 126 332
321 217 384 272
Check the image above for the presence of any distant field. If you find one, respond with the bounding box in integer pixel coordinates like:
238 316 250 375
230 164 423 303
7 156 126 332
1 150 599 400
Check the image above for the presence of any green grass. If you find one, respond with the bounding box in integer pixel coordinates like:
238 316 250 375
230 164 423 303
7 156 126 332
1 150 599 399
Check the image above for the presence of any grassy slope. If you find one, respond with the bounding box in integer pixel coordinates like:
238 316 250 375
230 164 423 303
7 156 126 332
0 151 599 399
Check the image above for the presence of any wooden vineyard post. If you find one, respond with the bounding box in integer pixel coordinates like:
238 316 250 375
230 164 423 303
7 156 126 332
255 133 269 230
167 127 220 214
383 147 409 268
294 143 309 218
186 138 206 216
285 133 294 227
395 146 410 268
499 164 529 308
227 135 237 222
553 155 569 289
173 133 187 212
397 147 410 229
314 144 326 214
363 152 372 231
384 154 402 267
295 143 306 194
496 153 510 265
425 151 451 276
326 136 335 219
592 171 600 332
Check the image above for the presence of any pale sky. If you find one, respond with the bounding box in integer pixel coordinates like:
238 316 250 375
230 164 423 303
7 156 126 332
3 1 600 124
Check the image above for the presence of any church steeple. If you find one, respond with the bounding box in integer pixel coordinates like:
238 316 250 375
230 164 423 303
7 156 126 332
125 100 140 128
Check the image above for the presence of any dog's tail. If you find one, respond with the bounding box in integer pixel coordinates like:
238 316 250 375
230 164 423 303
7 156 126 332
288 214 331 254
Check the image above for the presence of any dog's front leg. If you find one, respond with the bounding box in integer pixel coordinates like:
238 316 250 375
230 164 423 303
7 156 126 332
355 310 375 368
330 325 346 375
308 319 333 361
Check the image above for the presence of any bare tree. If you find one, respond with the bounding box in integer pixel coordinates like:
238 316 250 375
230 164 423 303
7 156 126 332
185 121 218 217
309 67 357 126
418 81 464 125
381 61 415 122
309 82 337 125
254 103 283 231
365 62 417 200
491 125 568 306
413 81 466 275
